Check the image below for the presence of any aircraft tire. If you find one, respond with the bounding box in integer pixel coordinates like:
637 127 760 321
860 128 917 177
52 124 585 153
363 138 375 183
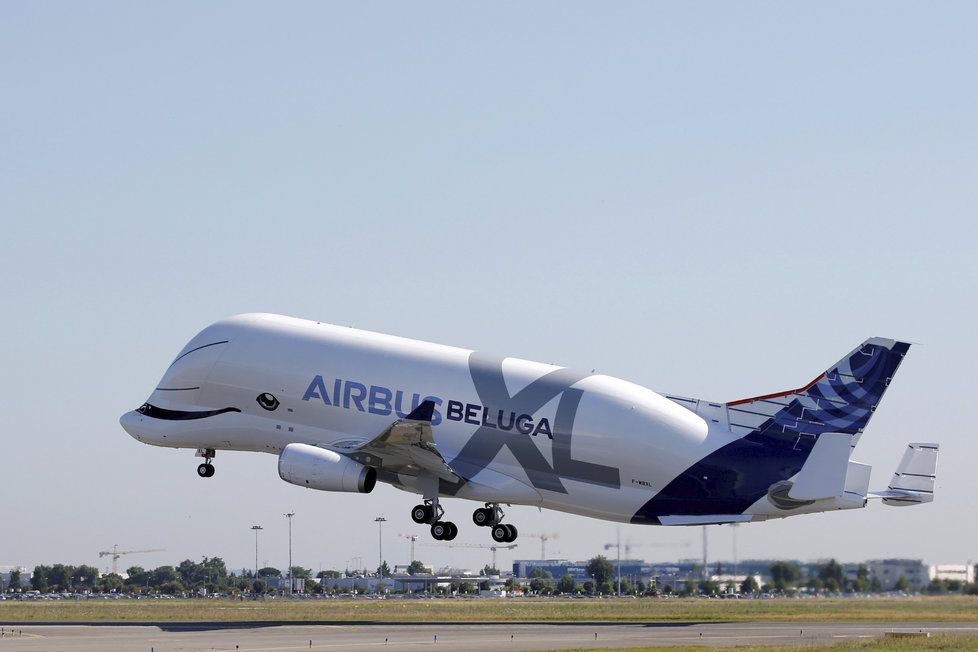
472 508 493 527
412 505 431 524
444 522 458 541
491 524 509 543
197 463 214 478
431 521 448 540
504 524 518 542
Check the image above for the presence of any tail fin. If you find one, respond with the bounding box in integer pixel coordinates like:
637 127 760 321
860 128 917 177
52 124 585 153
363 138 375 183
725 338 911 444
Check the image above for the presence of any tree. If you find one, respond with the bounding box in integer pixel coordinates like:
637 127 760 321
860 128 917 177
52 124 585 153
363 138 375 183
769 561 801 592
71 565 100 591
8 570 21 590
894 575 911 592
290 566 312 580
585 556 615 588
851 565 870 593
817 559 844 593
31 566 49 592
529 577 554 595
406 561 431 576
869 576 883 593
698 579 720 595
258 567 281 578
528 567 553 579
556 574 578 594
582 580 595 594
48 565 72 592
740 575 759 594
927 578 947 594
504 578 521 592
98 573 125 593
150 566 180 587
482 565 499 576
377 561 391 578
317 570 342 579
160 580 185 595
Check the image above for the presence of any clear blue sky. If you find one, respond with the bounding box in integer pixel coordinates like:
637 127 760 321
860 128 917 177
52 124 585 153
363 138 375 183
2 2 976 575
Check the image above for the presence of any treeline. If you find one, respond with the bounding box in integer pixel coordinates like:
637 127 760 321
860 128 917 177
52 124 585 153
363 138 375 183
518 557 978 597
19 558 335 595
8 556 978 596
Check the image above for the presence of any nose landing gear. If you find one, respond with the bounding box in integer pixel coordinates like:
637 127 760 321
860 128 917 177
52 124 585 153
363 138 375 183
196 448 216 478
410 498 457 541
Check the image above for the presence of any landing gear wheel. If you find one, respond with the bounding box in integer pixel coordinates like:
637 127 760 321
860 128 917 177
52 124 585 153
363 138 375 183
472 508 493 527
443 522 458 541
197 463 215 478
491 524 509 543
412 504 432 524
504 524 518 542
431 521 450 540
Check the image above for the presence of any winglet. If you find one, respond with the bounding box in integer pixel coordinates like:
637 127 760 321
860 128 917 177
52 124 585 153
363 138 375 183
405 400 436 423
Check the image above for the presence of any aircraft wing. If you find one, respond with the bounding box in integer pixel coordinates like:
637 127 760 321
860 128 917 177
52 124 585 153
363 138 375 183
348 401 461 483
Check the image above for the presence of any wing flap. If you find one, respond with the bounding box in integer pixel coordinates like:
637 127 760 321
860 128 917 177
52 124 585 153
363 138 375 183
353 400 461 483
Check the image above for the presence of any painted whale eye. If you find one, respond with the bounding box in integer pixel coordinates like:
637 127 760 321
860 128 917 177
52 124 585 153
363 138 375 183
257 393 280 411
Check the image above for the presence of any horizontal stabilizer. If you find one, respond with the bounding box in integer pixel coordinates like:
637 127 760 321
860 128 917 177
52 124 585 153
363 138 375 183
869 443 938 507
659 514 752 526
788 432 853 500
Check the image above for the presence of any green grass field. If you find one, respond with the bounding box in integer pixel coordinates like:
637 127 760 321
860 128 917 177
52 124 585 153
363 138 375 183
1 596 976 623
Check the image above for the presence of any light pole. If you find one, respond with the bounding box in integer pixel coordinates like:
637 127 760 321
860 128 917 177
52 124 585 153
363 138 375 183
374 517 387 577
251 525 263 581
284 512 295 594
616 527 621 597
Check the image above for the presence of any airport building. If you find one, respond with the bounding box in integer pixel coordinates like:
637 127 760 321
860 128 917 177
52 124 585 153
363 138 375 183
865 559 929 591
929 564 976 585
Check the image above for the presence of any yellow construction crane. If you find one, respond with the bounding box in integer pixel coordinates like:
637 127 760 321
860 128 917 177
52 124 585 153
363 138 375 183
98 545 165 575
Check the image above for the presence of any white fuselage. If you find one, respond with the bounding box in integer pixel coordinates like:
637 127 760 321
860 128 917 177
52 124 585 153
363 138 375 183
121 313 741 523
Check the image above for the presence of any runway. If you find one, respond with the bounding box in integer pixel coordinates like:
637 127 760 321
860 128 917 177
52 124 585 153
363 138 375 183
1 622 976 651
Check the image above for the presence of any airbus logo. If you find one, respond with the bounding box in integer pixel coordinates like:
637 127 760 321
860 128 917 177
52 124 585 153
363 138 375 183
300 375 554 437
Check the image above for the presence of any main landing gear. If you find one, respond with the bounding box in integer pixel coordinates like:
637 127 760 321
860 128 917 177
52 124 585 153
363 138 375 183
196 448 216 478
411 498 457 541
473 503 518 543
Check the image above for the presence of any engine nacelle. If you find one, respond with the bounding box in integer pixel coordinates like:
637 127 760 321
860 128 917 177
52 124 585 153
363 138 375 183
278 443 376 493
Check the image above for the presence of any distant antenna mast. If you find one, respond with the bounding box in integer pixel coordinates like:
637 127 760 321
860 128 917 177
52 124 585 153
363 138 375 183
702 526 708 581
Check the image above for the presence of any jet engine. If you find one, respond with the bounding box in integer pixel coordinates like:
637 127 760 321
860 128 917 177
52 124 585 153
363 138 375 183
278 443 376 493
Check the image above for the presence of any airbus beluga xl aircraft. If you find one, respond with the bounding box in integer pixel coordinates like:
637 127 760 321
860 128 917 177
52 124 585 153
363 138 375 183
120 313 938 543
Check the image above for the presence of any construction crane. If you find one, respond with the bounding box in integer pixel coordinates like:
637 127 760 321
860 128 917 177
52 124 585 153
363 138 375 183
420 541 517 570
98 545 165 575
399 533 419 563
603 538 693 596
606 539 692 559
521 532 558 560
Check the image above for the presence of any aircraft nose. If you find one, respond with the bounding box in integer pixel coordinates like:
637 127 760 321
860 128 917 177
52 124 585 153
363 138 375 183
119 410 143 441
